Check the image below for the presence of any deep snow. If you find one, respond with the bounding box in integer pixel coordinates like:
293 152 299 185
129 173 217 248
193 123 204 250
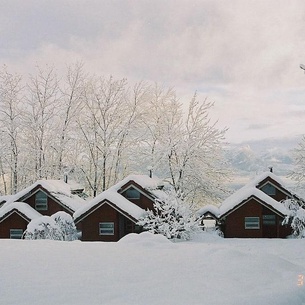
0 232 305 305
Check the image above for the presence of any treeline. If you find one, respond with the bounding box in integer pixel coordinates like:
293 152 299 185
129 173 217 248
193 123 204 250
0 62 229 207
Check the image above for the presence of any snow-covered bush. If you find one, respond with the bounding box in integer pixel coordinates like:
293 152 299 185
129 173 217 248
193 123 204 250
137 190 201 240
24 216 63 240
283 199 305 238
24 212 78 241
51 212 78 241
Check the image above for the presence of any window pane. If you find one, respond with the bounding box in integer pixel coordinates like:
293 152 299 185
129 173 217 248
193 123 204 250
263 215 276 225
260 184 276 196
99 222 114 235
125 187 140 199
245 217 260 229
35 191 48 210
10 229 23 239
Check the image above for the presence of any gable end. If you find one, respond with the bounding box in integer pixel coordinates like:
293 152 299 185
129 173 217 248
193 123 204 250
19 186 74 214
0 209 32 224
74 199 138 224
119 181 156 201
220 195 286 220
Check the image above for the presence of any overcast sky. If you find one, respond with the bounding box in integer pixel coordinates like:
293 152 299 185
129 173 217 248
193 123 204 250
1 0 305 144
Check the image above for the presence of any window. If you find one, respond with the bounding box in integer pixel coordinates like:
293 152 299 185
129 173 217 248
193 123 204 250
99 222 114 235
10 229 23 239
124 187 140 199
245 217 260 229
35 191 48 210
260 183 276 196
263 214 276 225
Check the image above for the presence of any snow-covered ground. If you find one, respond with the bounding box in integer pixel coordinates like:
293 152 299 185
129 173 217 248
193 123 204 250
1 232 305 305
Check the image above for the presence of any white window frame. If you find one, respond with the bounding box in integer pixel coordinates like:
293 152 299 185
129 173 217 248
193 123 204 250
124 187 140 199
263 214 276 226
260 183 276 196
35 190 48 211
10 229 23 239
245 217 260 229
99 222 114 235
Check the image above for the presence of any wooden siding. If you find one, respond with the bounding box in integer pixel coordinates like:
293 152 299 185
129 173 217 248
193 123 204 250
22 187 72 216
223 198 291 238
257 177 290 201
79 202 136 242
119 181 155 210
0 211 29 238
121 191 154 211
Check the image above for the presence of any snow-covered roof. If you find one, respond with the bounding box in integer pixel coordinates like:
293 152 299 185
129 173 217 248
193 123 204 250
243 171 286 190
0 194 13 205
0 202 41 221
3 180 86 212
74 175 165 222
74 188 147 221
197 204 220 218
219 187 289 217
219 172 291 218
114 174 164 192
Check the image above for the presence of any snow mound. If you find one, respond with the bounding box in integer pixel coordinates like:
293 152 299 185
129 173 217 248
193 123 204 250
118 232 171 246
190 231 224 242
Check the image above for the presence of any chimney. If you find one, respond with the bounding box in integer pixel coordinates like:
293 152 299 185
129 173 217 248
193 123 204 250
64 173 68 183
147 166 153 178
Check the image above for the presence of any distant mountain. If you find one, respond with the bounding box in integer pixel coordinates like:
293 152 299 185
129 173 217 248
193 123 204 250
225 136 300 190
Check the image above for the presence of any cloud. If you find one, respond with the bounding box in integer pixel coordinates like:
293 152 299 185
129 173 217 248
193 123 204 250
1 0 305 143
247 124 272 130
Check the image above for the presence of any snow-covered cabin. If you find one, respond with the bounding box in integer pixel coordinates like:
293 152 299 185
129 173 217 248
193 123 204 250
74 175 166 242
0 202 41 239
0 180 86 239
197 204 220 229
218 172 296 238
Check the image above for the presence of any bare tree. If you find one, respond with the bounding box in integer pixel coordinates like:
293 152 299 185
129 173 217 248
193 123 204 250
290 135 305 186
24 65 61 180
138 89 229 207
0 66 23 193
53 62 86 179
77 76 146 196
0 63 229 205
135 84 179 177
171 94 229 206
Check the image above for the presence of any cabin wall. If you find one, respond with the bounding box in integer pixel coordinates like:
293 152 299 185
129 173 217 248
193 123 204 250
120 181 155 210
223 199 291 238
79 203 137 242
258 178 289 201
127 194 154 210
0 212 28 238
23 191 72 216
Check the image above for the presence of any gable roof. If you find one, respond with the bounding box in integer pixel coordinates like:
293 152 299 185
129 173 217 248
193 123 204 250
74 174 165 223
197 204 220 219
3 180 86 212
0 202 42 223
219 187 289 218
74 189 146 223
218 172 294 219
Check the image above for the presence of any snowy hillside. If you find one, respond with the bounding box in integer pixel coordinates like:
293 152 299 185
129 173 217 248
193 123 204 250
226 137 298 190
1 232 304 305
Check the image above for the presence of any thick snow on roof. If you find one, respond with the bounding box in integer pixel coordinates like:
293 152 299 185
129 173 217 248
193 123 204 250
244 171 286 189
219 172 290 218
0 202 41 220
197 204 220 217
0 194 13 204
3 180 86 212
74 188 147 221
110 174 164 192
74 175 164 221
